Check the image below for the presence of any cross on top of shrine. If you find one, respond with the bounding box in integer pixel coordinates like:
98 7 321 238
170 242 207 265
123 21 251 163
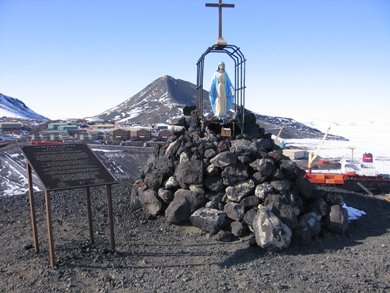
205 0 235 46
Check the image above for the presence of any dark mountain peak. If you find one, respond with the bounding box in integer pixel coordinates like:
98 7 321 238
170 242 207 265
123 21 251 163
95 76 208 125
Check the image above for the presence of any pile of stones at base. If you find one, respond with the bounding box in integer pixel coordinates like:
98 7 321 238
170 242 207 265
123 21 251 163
132 112 348 251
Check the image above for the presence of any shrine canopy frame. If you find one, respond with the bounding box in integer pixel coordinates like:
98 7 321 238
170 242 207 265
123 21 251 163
196 44 246 131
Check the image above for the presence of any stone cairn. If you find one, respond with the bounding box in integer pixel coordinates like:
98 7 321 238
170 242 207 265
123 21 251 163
131 108 348 251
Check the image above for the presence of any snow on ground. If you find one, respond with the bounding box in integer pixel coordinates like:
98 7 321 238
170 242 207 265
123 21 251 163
285 119 390 175
343 204 366 221
90 148 123 153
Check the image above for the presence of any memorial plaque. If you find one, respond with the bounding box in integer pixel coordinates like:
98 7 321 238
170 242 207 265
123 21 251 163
22 143 117 191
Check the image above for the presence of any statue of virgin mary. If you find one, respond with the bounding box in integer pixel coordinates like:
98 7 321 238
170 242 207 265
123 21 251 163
209 62 234 118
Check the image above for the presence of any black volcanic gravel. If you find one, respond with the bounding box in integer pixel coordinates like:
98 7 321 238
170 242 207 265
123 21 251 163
0 180 390 292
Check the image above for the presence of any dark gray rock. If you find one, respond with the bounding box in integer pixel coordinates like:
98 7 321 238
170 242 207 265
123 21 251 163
144 169 166 191
230 221 248 237
259 158 277 178
205 164 220 177
210 151 237 168
174 160 204 185
224 202 245 221
243 207 258 226
221 164 250 185
310 198 330 216
252 206 292 250
251 158 277 178
268 150 283 162
270 179 292 194
155 156 176 176
139 189 163 215
189 184 205 195
265 193 300 229
157 188 174 204
205 201 219 209
225 179 255 202
294 177 314 200
204 148 216 159
279 159 306 180
252 171 267 185
249 159 262 172
164 176 180 190
216 140 230 153
324 193 344 206
142 154 156 177
293 212 322 245
130 179 144 210
165 196 191 224
325 205 348 233
237 155 253 164
250 138 275 153
240 196 260 209
203 176 224 192
230 139 253 156
165 189 206 224
272 169 286 180
183 105 197 116
176 189 207 213
255 182 276 202
190 207 227 235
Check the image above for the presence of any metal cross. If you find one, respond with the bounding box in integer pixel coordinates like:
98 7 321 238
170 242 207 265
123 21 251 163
205 0 235 46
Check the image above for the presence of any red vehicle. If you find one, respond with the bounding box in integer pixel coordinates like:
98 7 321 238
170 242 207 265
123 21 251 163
362 153 373 163
31 141 63 145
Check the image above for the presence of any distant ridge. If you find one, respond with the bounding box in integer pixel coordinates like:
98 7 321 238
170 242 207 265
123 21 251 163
0 93 47 120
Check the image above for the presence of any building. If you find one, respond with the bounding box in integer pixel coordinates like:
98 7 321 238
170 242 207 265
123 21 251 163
47 122 67 130
0 122 22 133
130 128 152 141
57 124 79 131
90 123 115 129
112 129 131 141
158 129 172 140
283 149 308 160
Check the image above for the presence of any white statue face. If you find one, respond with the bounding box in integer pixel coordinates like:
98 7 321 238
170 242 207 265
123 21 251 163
218 63 225 71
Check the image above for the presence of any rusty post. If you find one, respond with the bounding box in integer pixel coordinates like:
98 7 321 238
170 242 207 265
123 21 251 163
26 163 39 253
86 187 94 244
106 185 115 251
44 189 55 269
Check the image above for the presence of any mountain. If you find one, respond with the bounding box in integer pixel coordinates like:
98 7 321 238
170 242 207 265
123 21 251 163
0 93 47 120
95 75 211 126
93 76 345 140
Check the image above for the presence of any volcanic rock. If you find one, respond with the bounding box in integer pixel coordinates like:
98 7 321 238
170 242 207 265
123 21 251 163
252 206 292 251
134 109 349 251
190 207 227 235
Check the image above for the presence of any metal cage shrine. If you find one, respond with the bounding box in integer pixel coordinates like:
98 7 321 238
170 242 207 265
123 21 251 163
196 44 246 132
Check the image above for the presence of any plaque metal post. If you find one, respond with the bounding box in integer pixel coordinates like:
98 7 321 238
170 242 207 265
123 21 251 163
86 187 94 244
106 184 115 252
22 143 118 269
44 189 55 269
26 163 39 253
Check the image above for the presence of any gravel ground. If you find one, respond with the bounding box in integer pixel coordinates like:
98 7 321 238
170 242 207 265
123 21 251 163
1 180 390 292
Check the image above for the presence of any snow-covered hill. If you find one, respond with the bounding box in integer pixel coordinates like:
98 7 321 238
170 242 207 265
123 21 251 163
0 93 47 120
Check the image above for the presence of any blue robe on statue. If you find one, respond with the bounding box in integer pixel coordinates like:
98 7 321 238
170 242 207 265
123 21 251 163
209 62 234 118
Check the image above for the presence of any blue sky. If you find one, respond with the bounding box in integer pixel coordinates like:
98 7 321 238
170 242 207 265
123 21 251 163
1 0 389 123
